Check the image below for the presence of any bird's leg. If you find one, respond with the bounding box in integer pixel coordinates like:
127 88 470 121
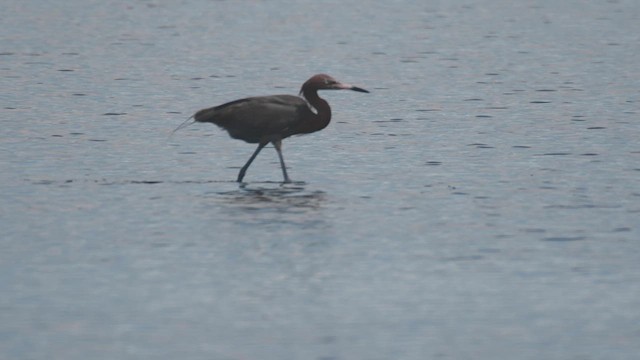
237 142 267 182
272 140 291 183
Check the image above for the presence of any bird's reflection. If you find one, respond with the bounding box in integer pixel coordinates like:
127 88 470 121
236 182 323 209
214 182 327 228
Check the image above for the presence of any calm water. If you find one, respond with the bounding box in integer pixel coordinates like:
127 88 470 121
1 0 639 359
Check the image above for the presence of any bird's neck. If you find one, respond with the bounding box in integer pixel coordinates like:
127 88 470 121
303 90 331 133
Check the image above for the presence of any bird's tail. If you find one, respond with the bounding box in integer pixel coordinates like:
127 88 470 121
192 105 223 124
170 115 195 137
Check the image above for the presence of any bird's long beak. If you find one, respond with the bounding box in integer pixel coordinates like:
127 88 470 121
349 86 369 93
336 82 369 93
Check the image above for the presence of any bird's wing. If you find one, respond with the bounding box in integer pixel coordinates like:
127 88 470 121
196 95 312 143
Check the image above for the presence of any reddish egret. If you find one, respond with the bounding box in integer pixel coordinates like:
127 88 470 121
177 74 368 183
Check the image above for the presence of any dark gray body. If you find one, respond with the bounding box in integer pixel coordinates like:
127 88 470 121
193 95 315 144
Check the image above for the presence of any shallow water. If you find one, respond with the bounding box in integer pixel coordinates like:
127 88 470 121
2 0 640 359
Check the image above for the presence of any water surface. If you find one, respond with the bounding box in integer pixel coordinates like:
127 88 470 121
1 0 639 359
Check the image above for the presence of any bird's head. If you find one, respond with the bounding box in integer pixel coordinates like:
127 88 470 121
300 74 369 95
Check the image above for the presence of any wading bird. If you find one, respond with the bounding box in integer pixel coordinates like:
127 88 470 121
176 74 368 183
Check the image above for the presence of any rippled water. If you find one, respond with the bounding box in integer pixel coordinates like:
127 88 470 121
2 0 639 359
